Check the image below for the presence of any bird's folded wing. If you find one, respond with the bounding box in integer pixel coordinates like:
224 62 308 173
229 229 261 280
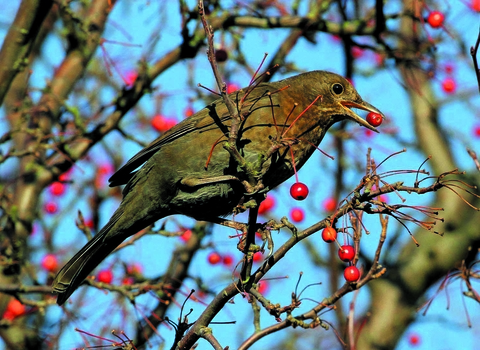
108 87 280 187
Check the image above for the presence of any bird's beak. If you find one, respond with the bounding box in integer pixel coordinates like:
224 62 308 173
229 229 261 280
339 100 384 132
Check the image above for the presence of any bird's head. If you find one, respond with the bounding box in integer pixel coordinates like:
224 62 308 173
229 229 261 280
309 71 384 132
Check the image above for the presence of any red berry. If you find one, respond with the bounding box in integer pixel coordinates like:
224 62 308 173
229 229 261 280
95 165 113 189
374 53 385 66
441 77 456 93
85 219 94 229
184 106 194 117
215 48 228 62
94 174 107 189
222 254 234 266
99 163 113 175
364 129 374 137
444 63 454 74
472 0 480 12
427 11 444 28
125 71 137 86
97 269 113 283
351 46 363 58
323 197 337 212
290 182 309 201
126 263 143 275
49 182 65 196
207 252 222 265
258 281 269 294
343 266 360 282
290 208 305 223
258 195 275 214
227 83 240 94
338 245 356 262
151 114 166 131
151 115 176 132
180 229 192 242
2 310 15 321
366 112 382 127
58 168 73 182
41 253 59 272
195 290 207 300
122 277 134 285
44 202 58 214
321 227 337 243
473 125 480 138
3 299 26 321
408 333 421 346
253 252 263 262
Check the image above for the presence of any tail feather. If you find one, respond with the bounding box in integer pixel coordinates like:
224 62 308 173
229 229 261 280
52 213 125 305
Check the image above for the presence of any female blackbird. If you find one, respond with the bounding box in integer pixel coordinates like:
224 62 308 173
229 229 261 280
52 70 383 305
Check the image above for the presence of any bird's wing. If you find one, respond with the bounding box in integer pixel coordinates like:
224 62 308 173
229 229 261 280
108 88 275 187
108 111 231 186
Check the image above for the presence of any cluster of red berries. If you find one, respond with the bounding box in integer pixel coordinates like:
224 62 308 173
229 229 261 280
97 264 143 286
288 183 309 222
322 227 360 282
207 252 234 266
121 263 144 285
424 9 459 94
270 109 383 279
439 61 456 94
285 110 381 213
44 171 72 215
261 192 337 224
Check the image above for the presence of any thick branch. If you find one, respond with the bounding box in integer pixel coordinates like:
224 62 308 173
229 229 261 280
0 0 53 106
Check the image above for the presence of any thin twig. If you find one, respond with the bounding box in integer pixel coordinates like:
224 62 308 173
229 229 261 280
470 27 480 93
198 0 240 143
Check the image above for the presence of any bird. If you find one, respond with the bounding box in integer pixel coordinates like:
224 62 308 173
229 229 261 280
52 70 384 305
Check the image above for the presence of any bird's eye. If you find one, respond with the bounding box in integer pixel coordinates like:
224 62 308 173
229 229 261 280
332 83 344 95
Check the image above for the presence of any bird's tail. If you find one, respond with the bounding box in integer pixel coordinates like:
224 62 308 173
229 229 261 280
52 212 126 305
